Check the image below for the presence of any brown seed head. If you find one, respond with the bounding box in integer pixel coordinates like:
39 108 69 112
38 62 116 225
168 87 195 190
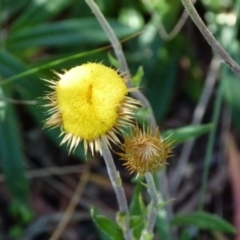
118 125 173 175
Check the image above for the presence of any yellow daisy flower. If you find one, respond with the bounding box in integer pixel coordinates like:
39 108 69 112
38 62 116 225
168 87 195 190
43 62 139 155
118 125 173 175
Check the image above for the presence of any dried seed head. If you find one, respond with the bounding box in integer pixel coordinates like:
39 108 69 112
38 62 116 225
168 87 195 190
118 125 173 175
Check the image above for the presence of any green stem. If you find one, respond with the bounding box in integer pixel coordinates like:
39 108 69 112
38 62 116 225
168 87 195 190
198 78 223 210
181 0 240 77
140 172 159 240
101 138 133 240
85 0 129 77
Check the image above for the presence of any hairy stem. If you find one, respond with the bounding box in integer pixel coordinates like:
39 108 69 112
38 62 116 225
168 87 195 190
85 0 129 77
198 75 224 210
181 0 240 77
140 172 159 240
101 138 133 240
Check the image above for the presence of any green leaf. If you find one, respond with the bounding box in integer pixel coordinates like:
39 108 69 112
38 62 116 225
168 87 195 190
130 215 143 229
222 74 240 131
135 107 151 125
91 208 124 240
0 88 30 207
157 198 174 210
9 225 24 239
9 200 33 223
162 124 213 146
0 0 29 25
129 180 145 239
132 66 144 87
108 52 120 69
10 0 73 32
130 180 144 215
172 211 236 234
155 209 171 240
7 18 140 52
180 228 193 240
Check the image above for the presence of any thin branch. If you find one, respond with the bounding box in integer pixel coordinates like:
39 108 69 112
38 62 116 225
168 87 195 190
181 0 240 77
49 167 90 240
170 57 220 196
140 172 159 240
0 165 85 182
198 73 224 210
142 0 196 41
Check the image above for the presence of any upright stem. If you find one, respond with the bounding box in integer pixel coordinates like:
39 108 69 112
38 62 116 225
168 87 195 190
101 138 132 240
198 76 224 210
181 0 240 77
140 172 159 240
85 0 129 77
170 57 220 196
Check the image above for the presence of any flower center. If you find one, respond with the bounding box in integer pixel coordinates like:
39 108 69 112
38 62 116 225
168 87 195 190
56 63 127 140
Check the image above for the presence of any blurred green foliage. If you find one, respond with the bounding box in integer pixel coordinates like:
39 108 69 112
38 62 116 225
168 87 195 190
0 0 239 239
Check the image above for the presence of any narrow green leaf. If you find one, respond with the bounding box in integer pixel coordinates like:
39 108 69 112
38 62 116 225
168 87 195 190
10 0 72 32
0 0 29 25
135 107 151 125
162 124 213 146
132 66 144 87
0 47 108 86
157 199 174 210
91 208 124 240
222 74 240 131
130 180 144 215
108 52 120 69
172 211 236 234
7 18 140 52
156 209 171 240
0 88 29 206
129 180 145 239
130 216 143 229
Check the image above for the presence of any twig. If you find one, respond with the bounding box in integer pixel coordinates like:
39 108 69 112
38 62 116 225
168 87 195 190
21 212 90 240
49 166 90 240
0 165 85 182
142 0 196 41
37 169 115 218
181 0 240 77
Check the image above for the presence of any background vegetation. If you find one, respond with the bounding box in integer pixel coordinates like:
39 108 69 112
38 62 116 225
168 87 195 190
0 0 240 239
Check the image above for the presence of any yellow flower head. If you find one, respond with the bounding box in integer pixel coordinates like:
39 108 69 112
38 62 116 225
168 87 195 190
43 63 139 155
118 125 173 175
